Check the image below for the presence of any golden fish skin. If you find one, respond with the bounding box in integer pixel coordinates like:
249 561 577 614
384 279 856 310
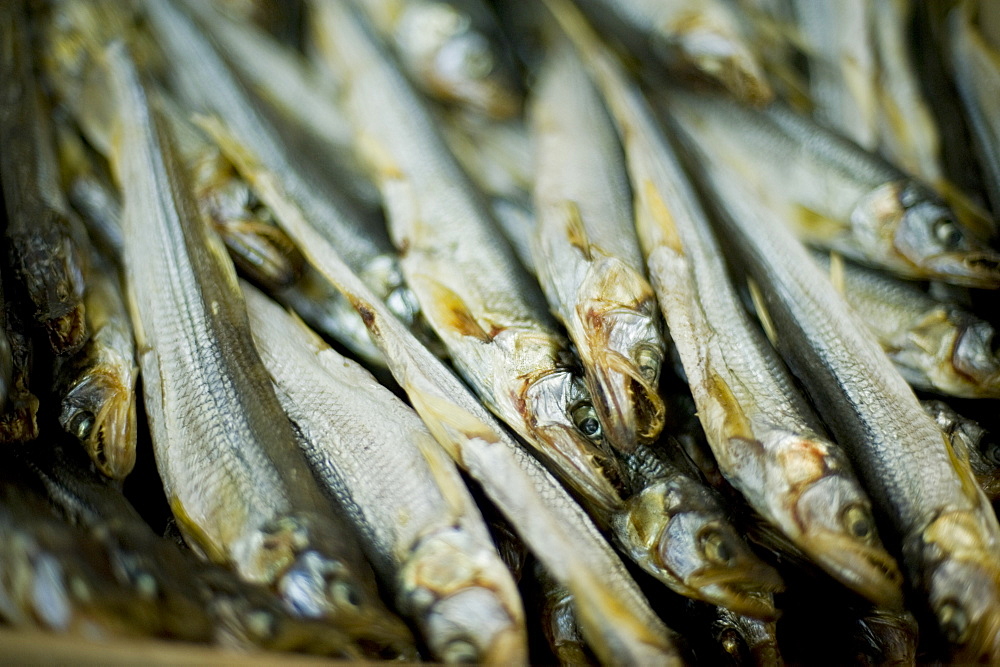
103 42 414 659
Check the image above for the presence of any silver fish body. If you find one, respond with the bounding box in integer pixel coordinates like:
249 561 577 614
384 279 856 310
205 83 681 664
664 88 1000 288
143 0 421 343
354 0 522 118
243 281 528 663
531 39 666 452
312 0 625 513
678 124 1000 661
545 0 904 611
811 249 1000 398
104 42 414 657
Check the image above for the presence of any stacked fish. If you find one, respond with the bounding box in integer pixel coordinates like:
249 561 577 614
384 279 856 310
2 0 1000 663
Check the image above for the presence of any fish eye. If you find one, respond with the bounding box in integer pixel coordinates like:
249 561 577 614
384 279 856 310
635 346 661 382
330 579 361 610
442 638 479 663
69 410 95 441
841 504 874 540
461 43 494 79
699 527 734 565
985 442 1000 467
718 627 745 657
570 403 602 440
938 599 970 643
933 218 963 248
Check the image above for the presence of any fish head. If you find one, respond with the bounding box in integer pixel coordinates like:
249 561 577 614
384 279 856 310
396 2 520 119
660 6 773 106
952 320 1000 397
710 606 780 666
786 459 905 609
260 516 416 662
578 299 667 452
196 168 304 290
399 530 527 664
919 509 1000 662
857 181 1000 286
618 479 783 618
59 360 138 479
523 371 626 512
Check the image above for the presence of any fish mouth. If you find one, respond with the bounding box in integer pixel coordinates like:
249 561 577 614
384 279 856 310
585 357 666 453
537 425 626 513
424 588 528 664
922 252 1000 288
802 532 905 609
60 367 138 479
687 566 784 620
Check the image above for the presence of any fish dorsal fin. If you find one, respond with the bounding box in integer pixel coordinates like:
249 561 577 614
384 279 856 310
561 200 592 261
356 128 404 181
707 370 756 444
747 278 779 349
828 251 847 297
416 276 493 342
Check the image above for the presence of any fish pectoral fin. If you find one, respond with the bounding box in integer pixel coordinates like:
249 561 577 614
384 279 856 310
407 387 502 469
706 370 757 444
828 251 847 297
792 204 847 241
560 200 592 261
416 276 493 342
412 431 473 524
747 278 779 348
641 180 684 254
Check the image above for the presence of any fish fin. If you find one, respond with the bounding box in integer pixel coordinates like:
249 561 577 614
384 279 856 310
406 387 502 469
356 129 404 181
792 204 847 241
706 370 756 443
415 276 493 342
412 431 474 523
561 200 592 260
642 180 684 254
828 251 847 297
169 498 229 564
747 278 779 349
937 179 996 242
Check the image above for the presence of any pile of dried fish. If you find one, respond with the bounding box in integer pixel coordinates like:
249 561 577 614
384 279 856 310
2 0 1000 663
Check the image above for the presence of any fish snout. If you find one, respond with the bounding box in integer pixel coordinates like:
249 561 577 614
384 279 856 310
424 588 528 664
585 354 666 453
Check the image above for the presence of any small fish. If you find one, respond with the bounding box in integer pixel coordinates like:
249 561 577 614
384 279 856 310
203 71 681 664
143 0 424 345
811 249 1000 399
244 281 528 663
0 296 39 444
948 0 1000 217
104 42 414 658
678 120 1000 661
52 243 138 480
545 0 904 610
663 88 1000 288
709 601 783 666
353 0 522 118
849 608 919 666
7 444 362 658
530 38 666 451
312 0 625 511
533 563 594 666
924 400 1000 502
0 0 87 355
614 444 784 618
575 0 773 105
